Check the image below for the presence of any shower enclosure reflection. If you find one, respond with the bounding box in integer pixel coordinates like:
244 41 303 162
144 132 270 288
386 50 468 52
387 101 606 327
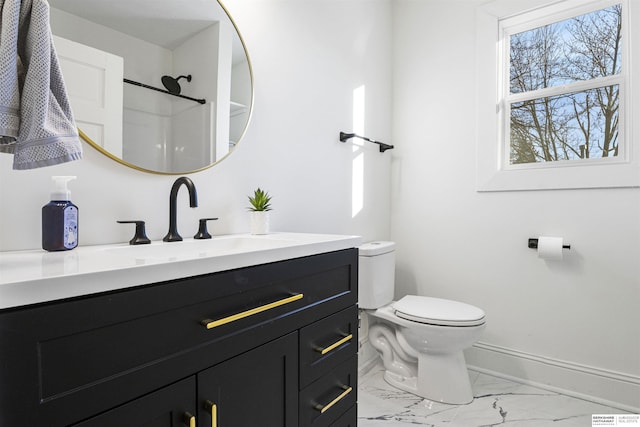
49 0 252 174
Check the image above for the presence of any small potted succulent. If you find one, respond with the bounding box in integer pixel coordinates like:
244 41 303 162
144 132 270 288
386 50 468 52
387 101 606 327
247 188 272 234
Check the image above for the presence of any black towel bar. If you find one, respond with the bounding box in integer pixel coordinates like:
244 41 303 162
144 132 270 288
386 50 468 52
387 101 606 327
339 132 394 153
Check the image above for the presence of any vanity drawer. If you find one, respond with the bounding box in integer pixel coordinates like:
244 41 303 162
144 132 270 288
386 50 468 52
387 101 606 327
34 266 349 406
299 356 358 427
299 305 358 388
0 249 357 427
330 405 357 427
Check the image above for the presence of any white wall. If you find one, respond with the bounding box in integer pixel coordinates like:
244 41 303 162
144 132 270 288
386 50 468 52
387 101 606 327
391 0 640 410
0 0 392 251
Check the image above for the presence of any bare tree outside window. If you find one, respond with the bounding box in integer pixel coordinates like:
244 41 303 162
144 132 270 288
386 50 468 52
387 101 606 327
508 5 622 165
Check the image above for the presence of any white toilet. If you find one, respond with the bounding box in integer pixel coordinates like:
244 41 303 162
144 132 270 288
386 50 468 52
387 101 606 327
359 241 486 404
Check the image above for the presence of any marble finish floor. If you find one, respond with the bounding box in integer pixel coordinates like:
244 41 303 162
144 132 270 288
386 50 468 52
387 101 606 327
358 364 630 426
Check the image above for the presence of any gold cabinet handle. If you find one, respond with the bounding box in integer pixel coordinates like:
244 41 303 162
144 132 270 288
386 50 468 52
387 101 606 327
183 412 196 427
201 293 304 329
316 334 353 355
205 400 217 427
314 385 353 414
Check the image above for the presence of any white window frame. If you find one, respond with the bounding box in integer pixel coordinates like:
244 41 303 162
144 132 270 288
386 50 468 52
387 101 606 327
476 0 639 191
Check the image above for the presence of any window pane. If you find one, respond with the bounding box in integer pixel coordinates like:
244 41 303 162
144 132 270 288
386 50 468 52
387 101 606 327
510 5 622 94
510 85 619 165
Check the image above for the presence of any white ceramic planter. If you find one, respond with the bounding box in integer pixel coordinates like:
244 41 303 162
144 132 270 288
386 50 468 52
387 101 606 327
250 211 270 235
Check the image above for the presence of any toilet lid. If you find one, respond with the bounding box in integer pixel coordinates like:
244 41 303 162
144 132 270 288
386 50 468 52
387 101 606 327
393 295 485 327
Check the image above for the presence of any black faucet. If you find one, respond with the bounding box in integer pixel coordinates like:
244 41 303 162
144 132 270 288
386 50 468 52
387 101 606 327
163 177 198 242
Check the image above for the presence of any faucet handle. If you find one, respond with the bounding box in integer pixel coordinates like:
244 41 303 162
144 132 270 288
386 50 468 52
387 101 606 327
117 220 152 245
194 217 218 240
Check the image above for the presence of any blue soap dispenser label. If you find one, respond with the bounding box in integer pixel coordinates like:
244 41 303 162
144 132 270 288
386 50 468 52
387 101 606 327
63 205 78 249
42 176 79 252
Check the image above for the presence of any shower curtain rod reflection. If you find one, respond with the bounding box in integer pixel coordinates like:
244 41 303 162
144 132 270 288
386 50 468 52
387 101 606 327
123 78 206 104
339 132 394 152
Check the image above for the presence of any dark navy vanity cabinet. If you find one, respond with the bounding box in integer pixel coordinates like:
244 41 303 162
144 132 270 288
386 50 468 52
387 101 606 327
0 248 358 427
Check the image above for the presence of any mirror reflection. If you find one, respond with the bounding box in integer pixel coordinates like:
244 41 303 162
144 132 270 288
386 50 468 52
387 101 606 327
49 0 252 174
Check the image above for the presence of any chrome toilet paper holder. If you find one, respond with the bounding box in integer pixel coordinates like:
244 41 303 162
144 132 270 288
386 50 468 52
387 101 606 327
528 238 571 250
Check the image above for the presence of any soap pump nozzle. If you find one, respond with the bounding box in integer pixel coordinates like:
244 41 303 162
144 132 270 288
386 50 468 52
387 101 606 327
51 176 76 201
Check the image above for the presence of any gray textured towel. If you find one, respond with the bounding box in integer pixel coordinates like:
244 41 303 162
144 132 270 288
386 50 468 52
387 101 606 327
0 0 82 169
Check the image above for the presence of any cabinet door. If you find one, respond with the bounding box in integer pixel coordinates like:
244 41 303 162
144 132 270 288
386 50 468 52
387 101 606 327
72 377 196 427
198 333 298 427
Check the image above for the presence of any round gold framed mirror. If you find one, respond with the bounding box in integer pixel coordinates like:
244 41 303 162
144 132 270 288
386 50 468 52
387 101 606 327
49 0 253 174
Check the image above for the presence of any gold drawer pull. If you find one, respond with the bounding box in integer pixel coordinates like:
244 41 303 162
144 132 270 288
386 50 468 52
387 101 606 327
314 385 353 414
205 400 217 427
183 412 196 427
316 334 353 355
201 293 304 329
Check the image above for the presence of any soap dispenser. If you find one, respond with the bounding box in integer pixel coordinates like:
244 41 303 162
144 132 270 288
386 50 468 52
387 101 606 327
42 176 79 251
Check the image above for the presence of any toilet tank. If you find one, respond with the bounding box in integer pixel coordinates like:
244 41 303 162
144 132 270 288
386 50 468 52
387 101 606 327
358 241 395 309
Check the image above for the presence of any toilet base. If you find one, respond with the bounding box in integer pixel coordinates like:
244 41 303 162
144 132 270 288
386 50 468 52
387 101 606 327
383 350 474 405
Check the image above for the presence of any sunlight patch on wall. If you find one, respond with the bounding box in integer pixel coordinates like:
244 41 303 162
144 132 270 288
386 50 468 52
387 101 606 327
352 85 365 218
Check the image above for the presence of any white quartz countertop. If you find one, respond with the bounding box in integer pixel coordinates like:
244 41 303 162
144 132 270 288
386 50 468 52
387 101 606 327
0 232 361 310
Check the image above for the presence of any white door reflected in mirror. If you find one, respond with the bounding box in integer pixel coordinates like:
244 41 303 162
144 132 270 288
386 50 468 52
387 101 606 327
54 36 124 157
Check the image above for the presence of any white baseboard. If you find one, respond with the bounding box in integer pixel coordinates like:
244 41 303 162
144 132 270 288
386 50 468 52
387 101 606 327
466 341 640 413
358 338 380 376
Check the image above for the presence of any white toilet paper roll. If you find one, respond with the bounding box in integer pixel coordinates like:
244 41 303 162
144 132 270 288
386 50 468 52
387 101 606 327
537 236 564 261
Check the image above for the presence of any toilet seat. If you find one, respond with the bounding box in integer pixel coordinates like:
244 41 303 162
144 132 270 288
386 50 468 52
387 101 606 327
393 295 485 327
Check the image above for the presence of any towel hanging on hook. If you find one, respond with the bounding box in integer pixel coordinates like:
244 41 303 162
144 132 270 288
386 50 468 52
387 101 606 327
339 132 394 153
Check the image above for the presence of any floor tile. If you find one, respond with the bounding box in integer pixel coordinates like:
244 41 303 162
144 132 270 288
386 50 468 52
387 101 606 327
358 363 629 427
